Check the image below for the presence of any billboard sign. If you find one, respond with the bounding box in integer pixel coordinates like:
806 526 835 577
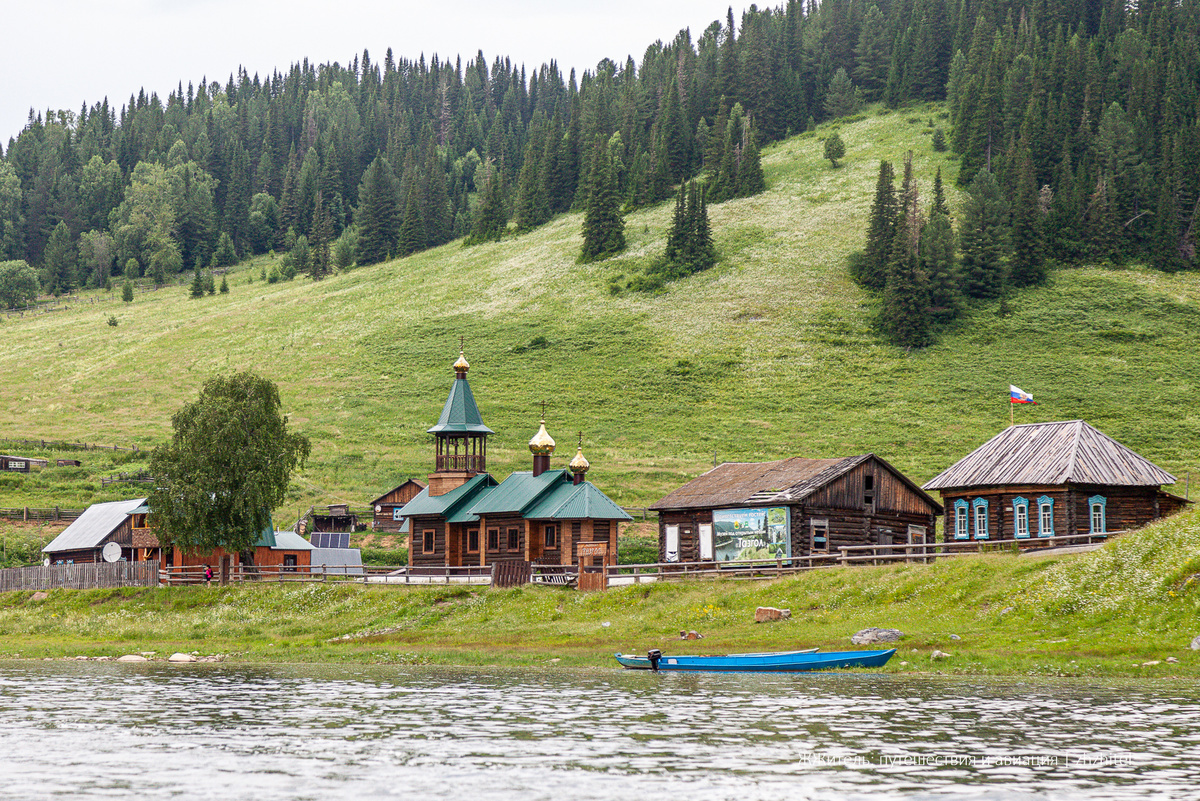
712 507 790 562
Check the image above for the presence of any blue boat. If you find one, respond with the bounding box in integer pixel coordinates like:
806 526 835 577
614 647 895 672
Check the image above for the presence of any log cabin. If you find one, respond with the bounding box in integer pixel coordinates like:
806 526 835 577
398 349 632 570
650 455 942 562
369 478 427 534
42 497 151 564
922 420 1189 544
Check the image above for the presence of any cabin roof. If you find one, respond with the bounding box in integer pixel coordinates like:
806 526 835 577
270 530 313 551
427 376 494 435
43 498 146 553
922 420 1176 491
369 478 428 506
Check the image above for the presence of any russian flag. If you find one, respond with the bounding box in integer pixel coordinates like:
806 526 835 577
1010 385 1037 404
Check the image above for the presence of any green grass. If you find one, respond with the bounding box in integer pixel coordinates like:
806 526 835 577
3 505 1198 676
0 101 1197 528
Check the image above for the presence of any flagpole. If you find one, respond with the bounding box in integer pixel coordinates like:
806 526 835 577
1010 399 1014 427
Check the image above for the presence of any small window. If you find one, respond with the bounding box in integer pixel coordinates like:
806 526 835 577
507 527 520 551
973 498 989 539
811 519 829 553
392 507 403 521
1013 497 1029 538
1037 495 1055 537
864 474 874 491
907 525 926 544
422 529 435 554
1089 495 1107 535
544 525 558 549
487 528 499 551
953 500 969 540
467 529 479 553
283 554 298 572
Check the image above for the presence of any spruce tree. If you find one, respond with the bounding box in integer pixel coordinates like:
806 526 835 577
855 160 897 290
189 264 205 298
880 153 932 347
42 221 76 295
579 137 625 262
921 209 960 322
213 231 237 269
466 161 507 244
823 68 860 120
1009 141 1045 286
353 156 401 266
122 279 134 302
664 183 687 267
824 132 846 167
959 168 1010 299
737 125 766 196
397 183 426 256
219 274 229 294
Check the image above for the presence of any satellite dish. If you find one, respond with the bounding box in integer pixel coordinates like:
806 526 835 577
102 542 122 563
43 557 51 567
375 505 382 513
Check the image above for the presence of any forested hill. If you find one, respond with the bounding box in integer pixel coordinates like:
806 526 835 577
1 0 1198 292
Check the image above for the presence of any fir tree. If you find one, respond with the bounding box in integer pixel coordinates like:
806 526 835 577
466 161 507 244
959 168 1010 299
1009 141 1045 286
353 156 400 266
854 160 897 290
824 131 846 167
397 183 426 256
737 126 765 195
219 274 229 294
122 279 134 302
212 231 237 269
880 153 932 347
823 68 860 120
189 264 204 298
579 137 625 262
42 221 76 295
921 209 960 321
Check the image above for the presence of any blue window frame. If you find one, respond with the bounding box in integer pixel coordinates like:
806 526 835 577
1013 497 1029 538
1089 495 1107 535
1037 495 1055 537
973 498 989 539
953 500 970 540
392 507 403 521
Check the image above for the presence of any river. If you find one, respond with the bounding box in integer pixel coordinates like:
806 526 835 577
0 662 1196 800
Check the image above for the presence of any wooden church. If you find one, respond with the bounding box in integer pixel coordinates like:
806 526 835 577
398 350 631 569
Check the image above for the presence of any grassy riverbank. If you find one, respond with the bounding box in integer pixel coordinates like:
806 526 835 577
3 507 1198 677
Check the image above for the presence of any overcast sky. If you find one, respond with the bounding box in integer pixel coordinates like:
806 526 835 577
2 0 737 145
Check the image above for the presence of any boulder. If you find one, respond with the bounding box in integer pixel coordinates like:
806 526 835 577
167 652 197 663
948 634 961 641
754 607 792 623
931 650 951 660
1167 657 1179 664
30 591 48 601
851 627 904 645
117 655 149 663
1191 635 1200 651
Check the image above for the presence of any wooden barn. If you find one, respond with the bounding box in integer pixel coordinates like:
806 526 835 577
169 524 314 573
922 420 1189 542
650 455 942 562
370 479 427 532
43 498 151 564
398 349 632 570
311 504 359 535
0 455 32 472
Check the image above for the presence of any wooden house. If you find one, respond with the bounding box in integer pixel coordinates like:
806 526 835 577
43 498 151 564
398 349 632 569
370 479 427 532
922 420 1188 543
0 455 32 472
650 455 942 562
169 524 314 574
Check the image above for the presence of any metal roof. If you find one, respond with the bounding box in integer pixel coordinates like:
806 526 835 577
43 498 146 553
427 377 494 434
467 470 567 515
524 481 634 521
309 547 364 574
369 478 427 506
271 530 314 550
922 420 1177 490
650 457 856 511
399 473 496 518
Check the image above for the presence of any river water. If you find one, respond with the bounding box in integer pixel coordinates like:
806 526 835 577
0 662 1196 800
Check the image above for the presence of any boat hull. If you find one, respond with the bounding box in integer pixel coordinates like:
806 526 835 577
614 648 895 672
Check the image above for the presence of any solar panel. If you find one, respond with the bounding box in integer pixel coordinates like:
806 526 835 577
310 530 351 549
333 531 350 549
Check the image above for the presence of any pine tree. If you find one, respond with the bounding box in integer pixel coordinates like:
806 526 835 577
579 137 625 262
959 168 1010 298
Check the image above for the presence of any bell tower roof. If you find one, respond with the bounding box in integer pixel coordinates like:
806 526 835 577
427 349 494 435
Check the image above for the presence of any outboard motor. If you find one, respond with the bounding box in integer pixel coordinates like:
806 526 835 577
647 649 662 672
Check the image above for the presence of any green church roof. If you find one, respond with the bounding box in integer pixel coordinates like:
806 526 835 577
399 473 497 519
427 376 494 435
524 481 634 521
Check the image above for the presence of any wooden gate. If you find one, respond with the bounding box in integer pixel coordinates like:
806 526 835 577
577 541 608 592
491 559 531 588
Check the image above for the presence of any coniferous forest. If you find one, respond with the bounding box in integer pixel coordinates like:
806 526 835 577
1 0 1198 305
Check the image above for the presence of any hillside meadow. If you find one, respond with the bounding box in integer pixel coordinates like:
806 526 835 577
1 103 1198 523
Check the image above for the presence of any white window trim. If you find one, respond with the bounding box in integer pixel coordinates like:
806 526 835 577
1089 495 1107 535
1037 495 1055 538
953 500 970 540
972 498 989 540
1013 497 1029 538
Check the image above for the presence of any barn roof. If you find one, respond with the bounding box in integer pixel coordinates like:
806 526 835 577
370 478 427 506
922 420 1176 490
43 498 146 553
649 457 853 511
427 376 494 434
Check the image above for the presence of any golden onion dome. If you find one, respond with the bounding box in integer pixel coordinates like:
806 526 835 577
528 419 556 455
453 349 470 374
569 446 590 475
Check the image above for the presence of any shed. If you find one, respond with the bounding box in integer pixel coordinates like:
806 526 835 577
0 455 32 472
370 479 428 533
922 420 1188 542
650 454 942 562
42 498 148 563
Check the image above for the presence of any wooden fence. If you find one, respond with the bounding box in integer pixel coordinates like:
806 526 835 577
158 562 579 588
0 561 159 591
0 437 138 453
0 506 85 522
835 530 1118 565
100 471 154 487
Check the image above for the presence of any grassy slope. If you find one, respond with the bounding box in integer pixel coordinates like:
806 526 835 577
1 103 1198 526
2 504 1197 676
